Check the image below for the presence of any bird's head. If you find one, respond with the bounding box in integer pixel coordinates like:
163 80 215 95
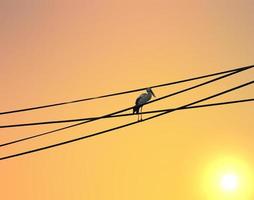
146 88 156 97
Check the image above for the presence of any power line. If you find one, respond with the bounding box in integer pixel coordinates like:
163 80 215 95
0 80 252 160
0 65 253 116
1 98 253 129
1 98 253 148
0 68 250 148
1 67 250 130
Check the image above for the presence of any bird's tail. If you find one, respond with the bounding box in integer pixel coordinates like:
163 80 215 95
133 105 140 114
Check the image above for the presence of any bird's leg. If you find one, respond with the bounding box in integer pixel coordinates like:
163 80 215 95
141 106 143 121
138 107 141 121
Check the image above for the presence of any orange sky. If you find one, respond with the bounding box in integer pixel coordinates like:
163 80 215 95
0 1 253 199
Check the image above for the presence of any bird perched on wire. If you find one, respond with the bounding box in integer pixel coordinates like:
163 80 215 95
133 88 156 121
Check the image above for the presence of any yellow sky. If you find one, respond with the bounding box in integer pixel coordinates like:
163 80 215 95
0 1 253 199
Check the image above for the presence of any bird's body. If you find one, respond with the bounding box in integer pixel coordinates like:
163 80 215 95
136 93 153 105
133 88 156 121
133 93 152 114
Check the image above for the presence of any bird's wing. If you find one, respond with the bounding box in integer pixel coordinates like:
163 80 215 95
135 93 146 105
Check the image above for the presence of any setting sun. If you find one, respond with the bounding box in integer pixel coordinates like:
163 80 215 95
201 156 254 200
220 174 238 191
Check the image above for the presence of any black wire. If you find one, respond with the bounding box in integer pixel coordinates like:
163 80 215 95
1 67 250 129
1 98 253 128
0 68 249 148
0 98 253 148
0 80 252 160
0 65 253 115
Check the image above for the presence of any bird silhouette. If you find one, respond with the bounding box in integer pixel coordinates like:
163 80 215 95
133 88 156 121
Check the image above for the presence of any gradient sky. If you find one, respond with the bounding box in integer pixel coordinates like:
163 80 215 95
0 1 253 200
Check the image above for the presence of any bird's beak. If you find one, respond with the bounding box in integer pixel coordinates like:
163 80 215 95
151 90 156 97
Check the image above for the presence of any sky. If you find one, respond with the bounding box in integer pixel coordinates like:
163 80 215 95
0 0 253 199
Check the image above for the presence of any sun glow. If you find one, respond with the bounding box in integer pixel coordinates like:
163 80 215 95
220 173 238 191
201 156 254 200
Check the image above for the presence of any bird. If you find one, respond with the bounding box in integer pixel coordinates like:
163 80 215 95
133 88 156 121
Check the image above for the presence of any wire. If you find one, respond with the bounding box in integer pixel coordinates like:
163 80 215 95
0 65 253 115
0 68 250 148
1 67 250 130
1 98 253 128
0 80 252 160
1 98 253 148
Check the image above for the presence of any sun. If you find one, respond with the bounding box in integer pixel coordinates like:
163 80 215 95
201 156 254 199
220 173 238 191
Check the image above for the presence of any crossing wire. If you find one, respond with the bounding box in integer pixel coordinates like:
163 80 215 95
0 68 248 148
0 98 253 128
0 80 253 160
0 65 253 115
0 98 253 148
